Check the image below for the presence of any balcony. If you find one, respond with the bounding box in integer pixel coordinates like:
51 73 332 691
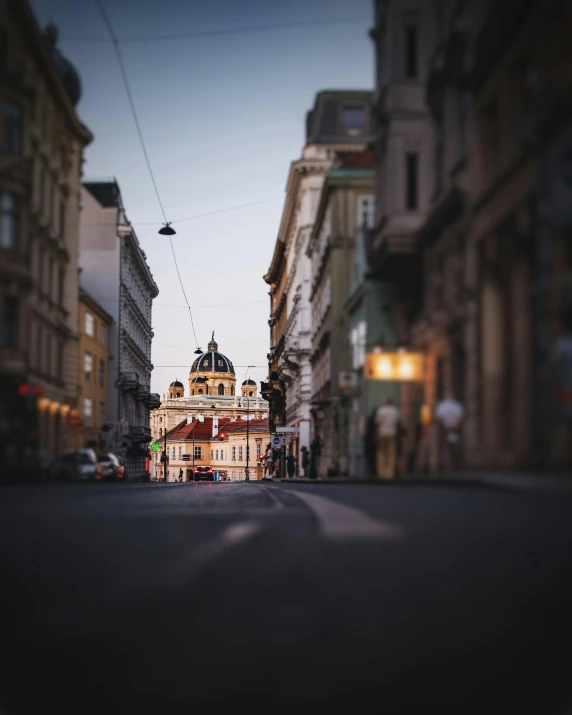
368 219 421 283
148 393 161 410
117 372 140 391
135 383 151 402
128 424 152 442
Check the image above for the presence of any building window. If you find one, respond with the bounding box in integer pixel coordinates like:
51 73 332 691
99 359 105 387
85 311 94 336
100 323 106 346
215 449 219 460
58 268 65 306
178 446 182 458
99 402 105 427
84 397 92 424
84 352 92 380
198 389 203 394
0 191 20 250
57 341 64 380
0 31 6 73
210 450 213 459
218 383 224 395
404 24 418 78
4 101 22 153
405 152 418 210
342 106 365 134
239 446 243 461
357 196 375 229
232 446 236 461
218 360 223 367
194 446 201 459
0 295 19 348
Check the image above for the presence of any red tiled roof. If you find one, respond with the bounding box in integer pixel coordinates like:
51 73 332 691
212 418 269 440
166 416 232 441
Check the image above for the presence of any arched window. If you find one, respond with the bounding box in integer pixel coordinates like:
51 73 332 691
192 389 195 395
249 391 253 396
205 385 209 395
198 389 203 394
218 384 224 395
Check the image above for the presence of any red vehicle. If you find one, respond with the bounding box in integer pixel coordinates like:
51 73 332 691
193 465 214 482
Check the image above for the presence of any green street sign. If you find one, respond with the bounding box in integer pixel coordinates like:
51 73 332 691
151 442 161 452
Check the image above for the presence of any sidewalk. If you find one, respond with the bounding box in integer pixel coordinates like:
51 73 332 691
267 471 572 495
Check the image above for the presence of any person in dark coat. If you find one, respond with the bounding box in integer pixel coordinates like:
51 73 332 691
301 446 310 477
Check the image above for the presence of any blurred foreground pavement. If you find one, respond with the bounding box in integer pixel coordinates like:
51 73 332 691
0 479 571 715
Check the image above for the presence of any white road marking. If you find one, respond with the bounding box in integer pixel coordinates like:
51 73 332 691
291 490 403 541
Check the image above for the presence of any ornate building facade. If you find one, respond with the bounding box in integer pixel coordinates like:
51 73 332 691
150 335 269 478
264 91 375 473
79 180 160 480
0 2 92 479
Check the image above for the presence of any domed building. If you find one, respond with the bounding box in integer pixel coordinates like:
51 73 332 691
149 334 269 466
188 334 237 397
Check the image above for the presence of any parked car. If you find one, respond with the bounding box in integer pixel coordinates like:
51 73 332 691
49 449 101 483
97 453 125 482
193 465 214 482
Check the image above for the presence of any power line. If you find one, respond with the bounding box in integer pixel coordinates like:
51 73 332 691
95 0 201 349
167 235 200 348
68 17 371 44
154 365 267 369
154 339 267 348
95 0 168 225
154 300 267 309
134 197 281 227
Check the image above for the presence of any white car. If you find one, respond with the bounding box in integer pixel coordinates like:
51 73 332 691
49 449 102 482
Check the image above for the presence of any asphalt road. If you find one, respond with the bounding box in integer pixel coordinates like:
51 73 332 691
1 479 572 715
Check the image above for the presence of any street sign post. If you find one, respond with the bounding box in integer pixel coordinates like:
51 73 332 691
272 436 281 447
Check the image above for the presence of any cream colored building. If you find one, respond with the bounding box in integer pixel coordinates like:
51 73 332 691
150 334 270 479
159 415 270 482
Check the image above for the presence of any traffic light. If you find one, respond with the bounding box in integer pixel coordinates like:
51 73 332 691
219 431 227 441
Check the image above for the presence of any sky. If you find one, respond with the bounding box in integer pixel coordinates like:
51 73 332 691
31 0 374 395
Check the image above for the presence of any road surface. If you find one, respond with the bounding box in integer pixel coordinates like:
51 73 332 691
1 479 571 714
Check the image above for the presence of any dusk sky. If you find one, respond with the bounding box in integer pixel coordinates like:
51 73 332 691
31 0 374 395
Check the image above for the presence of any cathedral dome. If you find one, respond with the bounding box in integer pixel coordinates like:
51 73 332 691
242 379 256 386
170 380 184 388
190 333 234 375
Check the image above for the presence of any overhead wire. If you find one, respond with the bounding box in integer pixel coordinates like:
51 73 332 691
68 16 371 44
134 197 282 227
95 0 201 349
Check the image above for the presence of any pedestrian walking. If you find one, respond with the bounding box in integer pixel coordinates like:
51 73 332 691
178 467 183 482
375 397 400 479
300 446 309 477
264 443 274 479
435 391 465 472
309 434 322 479
414 391 432 474
285 453 295 478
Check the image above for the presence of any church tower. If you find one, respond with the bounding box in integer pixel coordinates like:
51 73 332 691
242 378 257 397
169 379 184 398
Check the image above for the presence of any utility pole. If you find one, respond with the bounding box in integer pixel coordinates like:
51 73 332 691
163 421 168 482
244 366 254 481
245 394 250 480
